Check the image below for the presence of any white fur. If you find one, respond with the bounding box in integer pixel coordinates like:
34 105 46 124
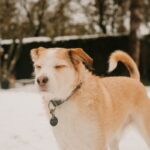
52 100 100 150
34 48 77 100
108 58 117 73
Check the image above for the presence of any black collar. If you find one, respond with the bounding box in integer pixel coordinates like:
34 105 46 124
50 82 82 107
48 82 82 127
50 100 63 107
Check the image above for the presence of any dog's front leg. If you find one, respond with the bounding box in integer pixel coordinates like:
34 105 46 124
109 138 119 150
99 144 108 150
98 140 108 150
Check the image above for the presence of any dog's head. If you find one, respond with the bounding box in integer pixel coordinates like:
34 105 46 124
31 47 93 99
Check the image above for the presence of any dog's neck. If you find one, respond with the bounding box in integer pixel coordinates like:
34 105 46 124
48 82 82 126
50 82 82 107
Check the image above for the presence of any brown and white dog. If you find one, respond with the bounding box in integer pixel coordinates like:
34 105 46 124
31 47 150 150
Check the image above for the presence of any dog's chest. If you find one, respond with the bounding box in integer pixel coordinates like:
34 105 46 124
51 101 100 150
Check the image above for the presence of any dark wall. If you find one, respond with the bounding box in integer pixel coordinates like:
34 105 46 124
2 35 130 79
140 35 150 83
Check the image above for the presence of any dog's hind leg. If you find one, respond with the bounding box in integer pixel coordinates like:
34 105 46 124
134 120 150 148
109 138 119 150
133 98 150 148
109 116 132 150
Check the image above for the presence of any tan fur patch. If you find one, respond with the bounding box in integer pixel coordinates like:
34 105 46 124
30 47 47 62
69 48 93 65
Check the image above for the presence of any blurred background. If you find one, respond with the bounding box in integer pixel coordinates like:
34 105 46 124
1 1 150 150
0 0 150 87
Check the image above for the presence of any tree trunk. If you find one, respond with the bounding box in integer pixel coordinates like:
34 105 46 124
96 0 106 34
129 0 144 67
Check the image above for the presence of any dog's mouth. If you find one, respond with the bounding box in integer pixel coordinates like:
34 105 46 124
39 85 48 92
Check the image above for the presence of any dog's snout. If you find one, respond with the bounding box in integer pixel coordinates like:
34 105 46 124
37 76 49 85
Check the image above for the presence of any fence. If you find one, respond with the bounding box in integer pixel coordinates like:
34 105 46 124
3 34 149 82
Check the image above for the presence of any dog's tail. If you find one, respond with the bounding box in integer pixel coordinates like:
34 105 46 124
108 50 140 80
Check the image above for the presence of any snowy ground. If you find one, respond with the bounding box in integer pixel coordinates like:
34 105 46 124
0 83 150 150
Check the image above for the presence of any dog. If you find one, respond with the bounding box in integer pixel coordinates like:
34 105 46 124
31 47 150 150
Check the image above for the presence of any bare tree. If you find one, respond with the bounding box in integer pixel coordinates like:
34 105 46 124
0 0 18 38
0 0 102 38
129 0 144 66
113 0 131 33
45 0 99 37
46 0 70 37
21 0 48 36
96 0 106 33
96 0 114 34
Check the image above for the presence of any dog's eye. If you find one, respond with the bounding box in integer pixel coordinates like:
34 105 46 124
55 65 66 69
35 65 41 69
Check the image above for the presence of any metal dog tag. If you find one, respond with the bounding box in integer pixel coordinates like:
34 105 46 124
50 115 58 126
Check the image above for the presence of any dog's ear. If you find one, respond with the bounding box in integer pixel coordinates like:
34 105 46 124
68 48 93 69
30 47 46 62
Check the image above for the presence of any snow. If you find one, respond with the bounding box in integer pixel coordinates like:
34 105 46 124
1 33 129 46
53 34 101 42
138 23 150 38
1 37 52 45
0 83 150 150
0 84 59 150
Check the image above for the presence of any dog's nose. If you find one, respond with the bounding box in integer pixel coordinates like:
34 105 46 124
37 76 49 85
